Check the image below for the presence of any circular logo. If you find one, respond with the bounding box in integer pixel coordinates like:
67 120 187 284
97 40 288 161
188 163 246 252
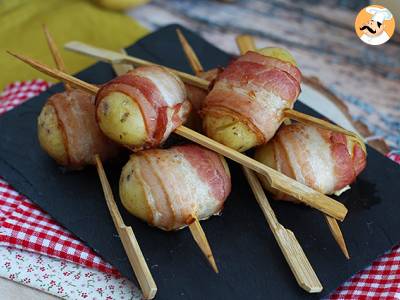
355 5 395 46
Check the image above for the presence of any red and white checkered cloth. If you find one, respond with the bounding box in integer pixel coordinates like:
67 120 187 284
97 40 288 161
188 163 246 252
1 80 399 298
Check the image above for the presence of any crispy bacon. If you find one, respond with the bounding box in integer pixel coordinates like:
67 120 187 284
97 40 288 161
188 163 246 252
96 66 190 150
202 51 302 144
125 144 231 230
260 123 366 197
48 89 120 168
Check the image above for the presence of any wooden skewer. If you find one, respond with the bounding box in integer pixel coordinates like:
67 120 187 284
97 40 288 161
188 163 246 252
178 29 322 291
7 51 97 94
64 41 209 90
7 50 348 222
243 167 322 292
39 34 157 297
42 24 71 91
64 41 364 144
235 35 256 55
111 51 219 273
95 155 157 299
111 48 134 75
325 216 349 259
236 34 350 260
186 215 219 273
176 29 204 74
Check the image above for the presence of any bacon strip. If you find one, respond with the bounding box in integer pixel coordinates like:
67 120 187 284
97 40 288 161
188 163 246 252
237 51 302 84
48 89 119 169
128 145 231 230
96 66 190 150
202 51 302 144
259 123 366 197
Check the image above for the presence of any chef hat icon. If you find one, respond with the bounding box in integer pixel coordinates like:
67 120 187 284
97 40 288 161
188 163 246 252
366 6 393 24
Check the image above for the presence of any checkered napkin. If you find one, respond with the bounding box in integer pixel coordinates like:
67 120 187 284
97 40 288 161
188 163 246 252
1 80 399 298
0 80 117 276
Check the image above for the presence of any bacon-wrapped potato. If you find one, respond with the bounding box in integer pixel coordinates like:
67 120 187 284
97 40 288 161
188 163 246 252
37 88 120 169
119 144 231 231
201 49 302 152
254 123 367 198
95 65 191 151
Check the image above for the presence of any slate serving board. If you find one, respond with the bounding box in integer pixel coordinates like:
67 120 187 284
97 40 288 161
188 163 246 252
1 25 399 299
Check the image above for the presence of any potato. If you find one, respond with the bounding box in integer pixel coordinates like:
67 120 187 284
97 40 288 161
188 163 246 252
203 113 258 152
256 47 298 66
119 156 150 223
37 103 68 165
97 92 147 149
253 142 286 198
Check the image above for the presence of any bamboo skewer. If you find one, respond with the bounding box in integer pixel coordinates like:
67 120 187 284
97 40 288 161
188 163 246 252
111 49 134 75
42 25 72 91
177 29 204 74
65 41 209 90
179 29 322 292
7 51 348 222
40 30 157 298
243 167 322 292
186 215 219 273
64 40 363 143
325 216 349 259
111 52 219 274
235 34 349 260
235 35 256 55
95 155 157 299
8 51 97 94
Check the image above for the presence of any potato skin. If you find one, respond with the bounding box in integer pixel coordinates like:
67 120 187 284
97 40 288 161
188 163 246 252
97 92 148 149
203 114 258 152
253 143 285 198
257 47 298 66
37 103 68 165
119 156 151 223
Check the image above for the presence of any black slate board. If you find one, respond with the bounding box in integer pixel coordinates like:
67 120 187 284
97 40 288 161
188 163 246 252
1 25 400 299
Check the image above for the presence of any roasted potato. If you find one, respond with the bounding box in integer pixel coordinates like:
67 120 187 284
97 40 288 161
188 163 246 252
202 114 258 152
96 92 147 149
257 47 298 66
37 103 69 165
